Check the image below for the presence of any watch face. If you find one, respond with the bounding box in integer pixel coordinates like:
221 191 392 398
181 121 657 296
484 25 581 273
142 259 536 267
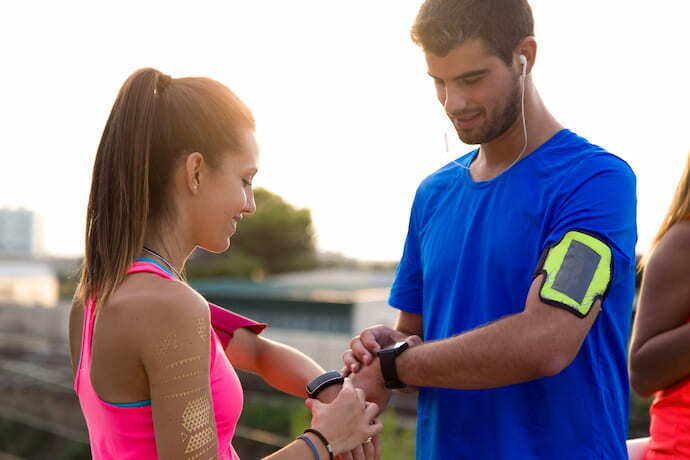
394 341 410 355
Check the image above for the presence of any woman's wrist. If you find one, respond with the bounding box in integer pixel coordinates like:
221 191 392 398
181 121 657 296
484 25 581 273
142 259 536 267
302 431 330 459
304 428 334 459
315 384 341 403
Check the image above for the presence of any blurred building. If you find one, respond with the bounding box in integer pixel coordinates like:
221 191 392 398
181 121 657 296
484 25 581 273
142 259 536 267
0 261 59 307
0 208 44 258
192 268 398 370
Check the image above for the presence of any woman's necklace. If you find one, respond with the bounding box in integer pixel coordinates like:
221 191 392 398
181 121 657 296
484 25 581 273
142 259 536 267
142 246 184 281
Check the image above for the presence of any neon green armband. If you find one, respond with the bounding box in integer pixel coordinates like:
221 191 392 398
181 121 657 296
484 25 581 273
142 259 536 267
535 230 613 318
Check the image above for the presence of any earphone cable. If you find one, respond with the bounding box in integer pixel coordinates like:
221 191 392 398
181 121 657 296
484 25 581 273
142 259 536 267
449 60 528 173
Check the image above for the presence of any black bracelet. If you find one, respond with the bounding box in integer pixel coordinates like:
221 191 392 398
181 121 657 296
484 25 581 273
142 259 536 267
297 435 320 460
304 428 334 460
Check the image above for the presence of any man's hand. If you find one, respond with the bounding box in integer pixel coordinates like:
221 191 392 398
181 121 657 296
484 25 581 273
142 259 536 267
349 357 391 413
343 325 422 373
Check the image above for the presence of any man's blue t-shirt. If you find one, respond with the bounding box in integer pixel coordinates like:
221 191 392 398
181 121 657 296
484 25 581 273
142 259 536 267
389 130 637 459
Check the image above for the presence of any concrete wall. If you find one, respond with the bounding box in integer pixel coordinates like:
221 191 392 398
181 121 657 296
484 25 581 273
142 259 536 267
261 328 352 371
0 262 59 308
352 297 398 336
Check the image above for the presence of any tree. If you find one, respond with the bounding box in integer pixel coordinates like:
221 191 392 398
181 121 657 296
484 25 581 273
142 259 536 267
186 188 317 279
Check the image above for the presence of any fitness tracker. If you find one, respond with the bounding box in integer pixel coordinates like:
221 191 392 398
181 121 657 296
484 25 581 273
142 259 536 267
306 370 345 399
377 341 409 389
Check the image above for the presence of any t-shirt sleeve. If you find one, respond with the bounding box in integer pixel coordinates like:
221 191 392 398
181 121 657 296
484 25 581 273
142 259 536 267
389 195 424 315
209 303 267 349
539 156 637 300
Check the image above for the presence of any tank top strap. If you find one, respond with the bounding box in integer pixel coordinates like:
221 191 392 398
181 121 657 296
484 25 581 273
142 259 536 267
74 297 97 392
127 260 176 280
75 261 173 392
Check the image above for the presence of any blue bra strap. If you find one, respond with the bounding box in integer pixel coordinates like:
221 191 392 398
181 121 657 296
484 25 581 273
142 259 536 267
135 257 174 277
103 399 152 408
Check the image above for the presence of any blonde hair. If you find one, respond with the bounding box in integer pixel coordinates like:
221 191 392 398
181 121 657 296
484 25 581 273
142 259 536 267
640 151 690 269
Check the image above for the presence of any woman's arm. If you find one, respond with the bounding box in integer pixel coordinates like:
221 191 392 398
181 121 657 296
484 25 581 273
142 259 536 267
630 221 690 396
227 329 379 459
262 379 382 460
226 328 338 399
136 284 220 459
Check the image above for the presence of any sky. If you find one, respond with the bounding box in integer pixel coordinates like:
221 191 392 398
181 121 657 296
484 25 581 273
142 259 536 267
1 1 689 261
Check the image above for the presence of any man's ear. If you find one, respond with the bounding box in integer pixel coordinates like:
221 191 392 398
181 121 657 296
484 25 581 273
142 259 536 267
515 36 537 74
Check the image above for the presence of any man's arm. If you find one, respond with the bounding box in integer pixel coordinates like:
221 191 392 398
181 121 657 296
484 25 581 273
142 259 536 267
395 311 424 337
350 274 600 390
396 275 600 388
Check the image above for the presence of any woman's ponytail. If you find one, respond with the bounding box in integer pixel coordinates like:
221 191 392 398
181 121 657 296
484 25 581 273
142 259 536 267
77 68 168 307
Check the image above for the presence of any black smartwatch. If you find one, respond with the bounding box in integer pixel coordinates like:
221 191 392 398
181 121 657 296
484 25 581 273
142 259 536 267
377 341 409 389
306 370 344 399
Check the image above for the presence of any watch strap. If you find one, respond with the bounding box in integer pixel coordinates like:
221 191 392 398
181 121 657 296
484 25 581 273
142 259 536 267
378 342 408 389
306 370 344 399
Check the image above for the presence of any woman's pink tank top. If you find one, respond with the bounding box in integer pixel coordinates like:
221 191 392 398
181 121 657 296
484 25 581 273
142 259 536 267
645 319 690 459
73 261 266 459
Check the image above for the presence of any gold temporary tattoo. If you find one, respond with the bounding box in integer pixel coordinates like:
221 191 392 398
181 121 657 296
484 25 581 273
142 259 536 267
165 355 201 370
161 385 206 400
159 370 203 385
196 316 209 342
154 331 180 364
185 427 216 454
185 427 215 454
176 393 215 455
188 442 216 460
182 395 212 433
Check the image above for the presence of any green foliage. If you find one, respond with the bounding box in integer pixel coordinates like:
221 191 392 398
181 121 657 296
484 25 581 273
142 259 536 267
232 188 317 274
629 387 653 438
238 395 307 437
239 395 415 459
58 272 79 300
186 248 264 280
187 188 317 279
0 418 91 459
379 409 416 460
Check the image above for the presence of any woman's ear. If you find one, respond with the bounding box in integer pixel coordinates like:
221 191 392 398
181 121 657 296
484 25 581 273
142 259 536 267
184 152 205 194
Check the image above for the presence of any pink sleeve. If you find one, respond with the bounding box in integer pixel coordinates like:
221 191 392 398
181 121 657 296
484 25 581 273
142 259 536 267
209 303 267 349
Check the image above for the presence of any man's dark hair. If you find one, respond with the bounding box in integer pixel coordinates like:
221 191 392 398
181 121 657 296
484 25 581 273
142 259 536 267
411 0 534 65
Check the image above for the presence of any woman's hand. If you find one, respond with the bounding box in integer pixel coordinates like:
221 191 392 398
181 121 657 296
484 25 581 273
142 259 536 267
306 378 383 455
335 435 381 460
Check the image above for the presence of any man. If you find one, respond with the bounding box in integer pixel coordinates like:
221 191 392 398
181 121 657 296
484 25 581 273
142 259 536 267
343 0 637 458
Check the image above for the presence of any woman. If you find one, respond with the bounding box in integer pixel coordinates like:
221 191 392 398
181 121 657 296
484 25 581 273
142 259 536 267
69 68 382 459
630 152 690 459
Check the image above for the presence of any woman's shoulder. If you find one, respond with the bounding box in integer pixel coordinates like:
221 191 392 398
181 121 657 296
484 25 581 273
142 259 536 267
648 220 690 275
666 219 690 240
106 277 213 372
108 276 211 337
656 220 690 255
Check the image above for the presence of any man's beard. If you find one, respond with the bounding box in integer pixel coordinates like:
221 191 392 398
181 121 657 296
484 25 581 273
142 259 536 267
454 78 522 145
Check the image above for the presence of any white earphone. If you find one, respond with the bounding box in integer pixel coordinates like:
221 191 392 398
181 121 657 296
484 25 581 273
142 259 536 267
519 54 527 75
